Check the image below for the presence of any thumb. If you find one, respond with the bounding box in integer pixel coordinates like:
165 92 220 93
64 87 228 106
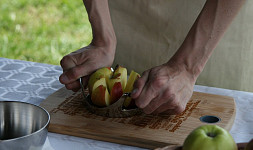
60 61 95 85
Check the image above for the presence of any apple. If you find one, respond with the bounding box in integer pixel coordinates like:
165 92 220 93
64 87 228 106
182 125 237 150
88 65 138 107
123 70 140 108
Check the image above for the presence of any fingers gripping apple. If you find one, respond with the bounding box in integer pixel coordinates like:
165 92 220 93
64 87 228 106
88 65 139 108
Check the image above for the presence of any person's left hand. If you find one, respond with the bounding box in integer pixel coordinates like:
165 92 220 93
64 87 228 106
59 43 115 92
131 61 196 115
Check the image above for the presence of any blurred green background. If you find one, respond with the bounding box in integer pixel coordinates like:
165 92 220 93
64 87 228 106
0 0 92 65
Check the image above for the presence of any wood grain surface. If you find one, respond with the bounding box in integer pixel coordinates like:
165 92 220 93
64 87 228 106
40 87 236 149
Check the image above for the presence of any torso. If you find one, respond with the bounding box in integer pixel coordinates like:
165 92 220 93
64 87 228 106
109 0 253 92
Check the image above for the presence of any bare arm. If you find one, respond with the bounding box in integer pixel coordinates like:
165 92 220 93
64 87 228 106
59 0 116 91
83 0 116 47
132 0 245 114
171 0 245 78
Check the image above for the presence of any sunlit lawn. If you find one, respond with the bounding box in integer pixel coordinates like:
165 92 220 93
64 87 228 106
0 0 92 65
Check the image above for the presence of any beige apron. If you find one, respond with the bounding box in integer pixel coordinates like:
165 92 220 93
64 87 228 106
108 0 253 92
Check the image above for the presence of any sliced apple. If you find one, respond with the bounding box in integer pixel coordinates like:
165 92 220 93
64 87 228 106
88 65 140 108
113 65 127 89
88 72 104 95
95 67 112 83
91 77 110 107
107 66 127 103
108 65 127 92
123 70 140 108
110 82 124 104
88 67 112 95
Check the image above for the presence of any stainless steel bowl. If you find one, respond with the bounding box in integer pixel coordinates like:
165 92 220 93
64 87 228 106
0 101 50 150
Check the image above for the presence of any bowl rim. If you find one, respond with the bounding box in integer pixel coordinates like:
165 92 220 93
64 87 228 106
0 101 50 142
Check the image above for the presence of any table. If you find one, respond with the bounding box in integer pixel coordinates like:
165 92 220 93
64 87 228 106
0 57 252 150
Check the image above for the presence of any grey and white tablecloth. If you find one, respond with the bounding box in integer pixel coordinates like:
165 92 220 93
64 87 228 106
0 57 252 150
0 57 63 105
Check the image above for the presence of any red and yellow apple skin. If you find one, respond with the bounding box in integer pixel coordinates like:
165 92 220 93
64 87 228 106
108 66 127 93
113 66 127 90
107 66 127 104
183 125 237 150
91 77 110 107
91 85 110 107
88 67 112 95
110 82 124 104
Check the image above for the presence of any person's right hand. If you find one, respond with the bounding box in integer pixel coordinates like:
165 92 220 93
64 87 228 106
59 42 116 92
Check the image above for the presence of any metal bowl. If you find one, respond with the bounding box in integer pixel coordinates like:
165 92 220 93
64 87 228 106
0 101 50 150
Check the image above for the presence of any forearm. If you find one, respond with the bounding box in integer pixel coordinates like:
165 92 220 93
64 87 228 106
83 0 116 48
170 0 245 79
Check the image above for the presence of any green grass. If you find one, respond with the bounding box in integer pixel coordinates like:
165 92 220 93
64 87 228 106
0 0 92 65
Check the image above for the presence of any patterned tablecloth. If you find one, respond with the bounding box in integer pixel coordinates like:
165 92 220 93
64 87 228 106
0 57 63 105
0 57 252 150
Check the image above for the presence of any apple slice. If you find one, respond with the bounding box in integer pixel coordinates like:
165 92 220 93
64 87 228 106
108 66 127 91
113 65 127 89
108 65 127 103
91 77 110 107
95 67 112 83
110 82 124 104
123 70 140 108
88 72 104 95
88 67 112 95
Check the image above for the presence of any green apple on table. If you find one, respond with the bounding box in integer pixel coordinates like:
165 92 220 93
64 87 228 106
182 125 237 150
88 65 140 108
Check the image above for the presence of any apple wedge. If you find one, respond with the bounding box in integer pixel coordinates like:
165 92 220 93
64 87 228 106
91 77 111 107
95 67 112 84
108 65 127 103
123 70 140 108
88 67 112 95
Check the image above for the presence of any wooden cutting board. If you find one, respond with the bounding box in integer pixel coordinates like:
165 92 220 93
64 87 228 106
40 87 236 149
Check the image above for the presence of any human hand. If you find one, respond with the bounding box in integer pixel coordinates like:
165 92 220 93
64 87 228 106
131 62 196 115
59 43 115 92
